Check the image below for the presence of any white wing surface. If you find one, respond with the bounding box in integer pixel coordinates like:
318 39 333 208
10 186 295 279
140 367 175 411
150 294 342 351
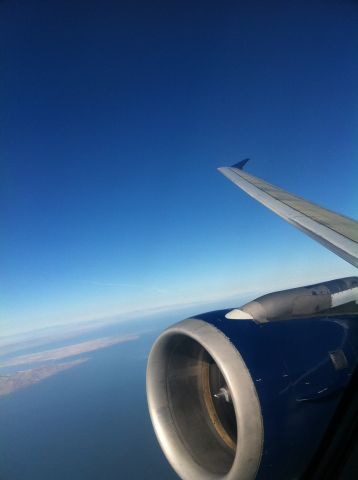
218 161 358 268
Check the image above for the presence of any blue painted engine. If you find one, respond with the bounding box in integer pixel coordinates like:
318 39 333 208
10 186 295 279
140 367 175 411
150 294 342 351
147 277 358 480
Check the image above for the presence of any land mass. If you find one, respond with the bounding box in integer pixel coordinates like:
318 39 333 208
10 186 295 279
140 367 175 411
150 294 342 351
0 358 89 396
0 335 138 368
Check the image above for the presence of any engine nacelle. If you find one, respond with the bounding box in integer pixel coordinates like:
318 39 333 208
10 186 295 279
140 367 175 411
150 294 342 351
146 278 358 480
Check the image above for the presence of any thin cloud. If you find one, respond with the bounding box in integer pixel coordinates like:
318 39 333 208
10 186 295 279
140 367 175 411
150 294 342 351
90 281 168 294
152 287 168 294
90 281 138 288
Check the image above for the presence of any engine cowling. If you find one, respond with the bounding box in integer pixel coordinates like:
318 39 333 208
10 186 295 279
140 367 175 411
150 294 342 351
146 278 358 480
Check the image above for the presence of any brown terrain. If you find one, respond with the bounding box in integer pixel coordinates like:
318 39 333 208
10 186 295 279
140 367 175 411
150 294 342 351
0 334 139 396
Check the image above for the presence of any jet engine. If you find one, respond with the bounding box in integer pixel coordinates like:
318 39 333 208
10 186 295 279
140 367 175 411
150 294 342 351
146 277 358 480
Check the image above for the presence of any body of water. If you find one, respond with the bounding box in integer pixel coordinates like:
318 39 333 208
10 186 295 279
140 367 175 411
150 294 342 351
0 321 179 479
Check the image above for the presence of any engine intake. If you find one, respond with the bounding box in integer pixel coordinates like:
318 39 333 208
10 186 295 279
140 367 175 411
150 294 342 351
147 320 263 480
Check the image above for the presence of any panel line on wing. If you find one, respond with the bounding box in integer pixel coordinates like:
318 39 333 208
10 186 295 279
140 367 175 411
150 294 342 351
218 165 358 268
229 168 358 243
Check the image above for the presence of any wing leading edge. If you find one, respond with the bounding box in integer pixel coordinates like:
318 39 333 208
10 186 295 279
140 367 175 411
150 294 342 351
218 162 358 268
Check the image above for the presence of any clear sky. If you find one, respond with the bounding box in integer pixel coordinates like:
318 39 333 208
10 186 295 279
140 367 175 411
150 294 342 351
1 1 358 337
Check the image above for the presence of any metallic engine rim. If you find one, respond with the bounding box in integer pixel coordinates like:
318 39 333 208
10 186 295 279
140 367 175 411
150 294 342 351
146 319 263 480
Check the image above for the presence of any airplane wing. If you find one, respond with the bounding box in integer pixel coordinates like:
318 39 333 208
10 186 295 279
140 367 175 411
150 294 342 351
148 162 358 480
218 160 358 268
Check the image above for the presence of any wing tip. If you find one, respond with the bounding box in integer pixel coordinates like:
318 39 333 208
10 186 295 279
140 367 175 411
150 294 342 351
231 158 250 170
217 158 250 173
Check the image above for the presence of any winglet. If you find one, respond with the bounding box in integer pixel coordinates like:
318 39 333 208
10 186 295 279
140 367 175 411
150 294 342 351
231 158 250 170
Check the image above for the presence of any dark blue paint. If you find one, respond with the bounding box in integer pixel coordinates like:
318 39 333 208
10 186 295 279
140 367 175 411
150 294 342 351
194 311 358 479
231 158 250 170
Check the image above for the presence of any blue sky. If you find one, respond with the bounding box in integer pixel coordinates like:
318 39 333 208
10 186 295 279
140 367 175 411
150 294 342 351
2 1 358 337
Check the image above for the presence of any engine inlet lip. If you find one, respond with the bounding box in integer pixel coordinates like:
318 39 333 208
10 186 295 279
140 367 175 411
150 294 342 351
146 318 263 480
